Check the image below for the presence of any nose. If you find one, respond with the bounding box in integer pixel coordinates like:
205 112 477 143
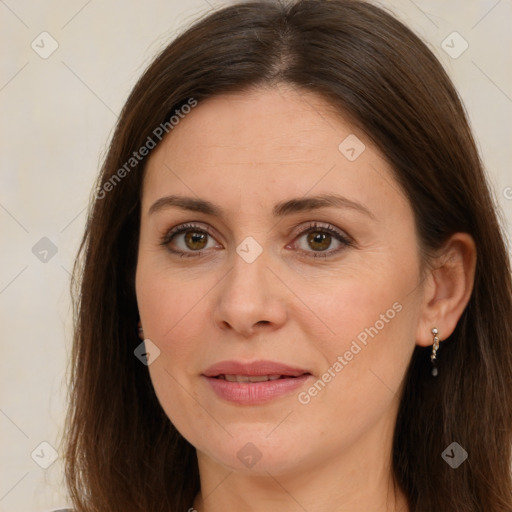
212 248 288 338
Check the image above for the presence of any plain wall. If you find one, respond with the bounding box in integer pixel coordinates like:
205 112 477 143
0 1 511 511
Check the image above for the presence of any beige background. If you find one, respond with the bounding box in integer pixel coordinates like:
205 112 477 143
0 1 511 511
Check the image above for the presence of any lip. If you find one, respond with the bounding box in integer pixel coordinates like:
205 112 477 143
203 359 311 377
202 359 313 405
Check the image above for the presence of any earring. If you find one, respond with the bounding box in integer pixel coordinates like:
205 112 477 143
137 320 144 340
430 328 441 377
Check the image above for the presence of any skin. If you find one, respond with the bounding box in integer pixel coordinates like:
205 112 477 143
135 84 476 511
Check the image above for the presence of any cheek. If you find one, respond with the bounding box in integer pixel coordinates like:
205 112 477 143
290 294 416 456
298 253 421 404
136 261 215 362
301 269 404 346
135 253 225 429
135 261 217 441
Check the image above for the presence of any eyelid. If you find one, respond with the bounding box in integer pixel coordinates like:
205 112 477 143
292 221 351 242
160 222 221 249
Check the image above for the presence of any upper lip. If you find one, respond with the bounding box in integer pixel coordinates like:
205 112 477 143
202 360 311 378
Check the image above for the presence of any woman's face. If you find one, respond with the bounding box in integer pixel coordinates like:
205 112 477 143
136 85 426 476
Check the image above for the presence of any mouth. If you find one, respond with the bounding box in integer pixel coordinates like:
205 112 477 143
202 359 311 378
202 360 313 405
213 373 310 382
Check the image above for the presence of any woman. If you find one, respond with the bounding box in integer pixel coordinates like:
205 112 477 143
62 0 512 511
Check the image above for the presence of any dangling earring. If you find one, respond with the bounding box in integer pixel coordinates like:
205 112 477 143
137 320 144 340
430 328 441 377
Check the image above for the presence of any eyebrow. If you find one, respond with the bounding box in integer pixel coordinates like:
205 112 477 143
148 193 375 219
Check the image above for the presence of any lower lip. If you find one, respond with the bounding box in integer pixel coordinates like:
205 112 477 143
203 375 312 405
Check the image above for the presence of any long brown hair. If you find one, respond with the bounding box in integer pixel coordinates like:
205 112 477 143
62 1 512 510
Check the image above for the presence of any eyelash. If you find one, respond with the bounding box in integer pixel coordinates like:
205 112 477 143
159 222 353 259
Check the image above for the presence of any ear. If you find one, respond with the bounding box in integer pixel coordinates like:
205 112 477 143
415 233 477 347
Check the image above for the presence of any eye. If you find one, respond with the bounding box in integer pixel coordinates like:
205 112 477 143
160 223 220 258
160 221 353 259
290 222 353 259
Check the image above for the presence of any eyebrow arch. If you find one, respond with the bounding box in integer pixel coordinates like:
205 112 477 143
148 193 375 220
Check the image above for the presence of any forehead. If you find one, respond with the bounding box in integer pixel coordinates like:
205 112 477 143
154 86 350 164
141 85 407 219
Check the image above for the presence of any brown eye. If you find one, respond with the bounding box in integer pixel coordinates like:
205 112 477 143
161 223 219 257
183 230 208 250
306 231 333 252
292 223 352 258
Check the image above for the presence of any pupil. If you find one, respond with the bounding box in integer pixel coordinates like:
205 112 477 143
308 232 330 251
186 231 207 250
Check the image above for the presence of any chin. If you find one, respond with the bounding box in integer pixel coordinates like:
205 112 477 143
194 427 313 476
